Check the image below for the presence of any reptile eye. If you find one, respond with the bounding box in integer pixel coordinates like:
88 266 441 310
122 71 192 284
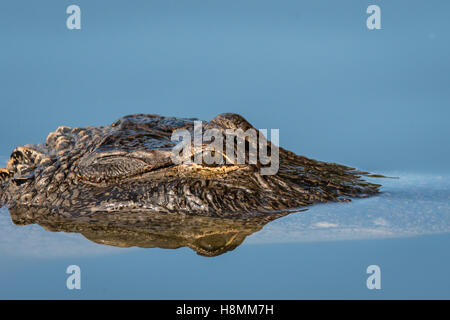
77 150 173 183
77 153 150 182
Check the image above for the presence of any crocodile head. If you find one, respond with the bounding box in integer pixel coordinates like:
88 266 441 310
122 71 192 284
0 113 381 217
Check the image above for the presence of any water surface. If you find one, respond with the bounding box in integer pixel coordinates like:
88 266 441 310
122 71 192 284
0 0 449 299
0 171 449 299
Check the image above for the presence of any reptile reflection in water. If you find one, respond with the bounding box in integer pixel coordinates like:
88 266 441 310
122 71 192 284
8 206 303 257
1 113 384 256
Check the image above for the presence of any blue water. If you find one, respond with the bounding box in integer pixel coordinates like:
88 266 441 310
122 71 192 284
0 233 449 299
0 172 449 299
0 0 449 299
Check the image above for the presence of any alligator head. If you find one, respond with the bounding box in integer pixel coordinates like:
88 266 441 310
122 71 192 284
0 113 381 217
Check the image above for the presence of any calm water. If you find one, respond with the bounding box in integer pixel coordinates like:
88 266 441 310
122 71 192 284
0 1 449 299
1 173 449 299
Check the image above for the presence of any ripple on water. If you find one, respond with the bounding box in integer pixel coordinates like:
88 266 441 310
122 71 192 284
247 173 450 243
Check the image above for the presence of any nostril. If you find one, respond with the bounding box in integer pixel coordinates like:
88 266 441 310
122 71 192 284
7 152 25 172
0 168 11 182
6 146 44 171
8 150 25 168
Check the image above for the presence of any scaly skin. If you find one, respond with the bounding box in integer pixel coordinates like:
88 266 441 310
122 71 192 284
0 113 382 217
